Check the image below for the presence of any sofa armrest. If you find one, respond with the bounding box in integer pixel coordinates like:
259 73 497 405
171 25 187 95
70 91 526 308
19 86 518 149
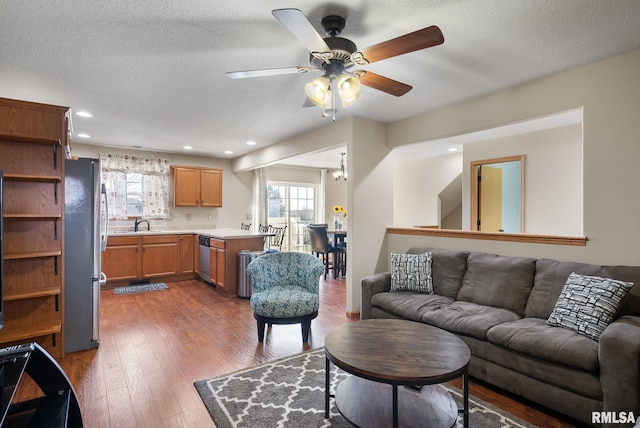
360 273 391 319
599 315 640 426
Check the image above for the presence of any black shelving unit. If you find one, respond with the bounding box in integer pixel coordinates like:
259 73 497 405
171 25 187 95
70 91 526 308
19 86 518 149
0 343 82 427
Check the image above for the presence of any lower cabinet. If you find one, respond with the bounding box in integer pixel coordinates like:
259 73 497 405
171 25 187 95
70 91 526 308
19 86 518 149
210 239 226 289
179 234 195 274
142 235 178 278
102 234 187 285
101 236 141 283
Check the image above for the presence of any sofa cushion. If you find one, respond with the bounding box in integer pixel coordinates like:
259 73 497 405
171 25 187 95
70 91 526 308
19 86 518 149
547 272 634 341
487 318 599 371
390 252 433 293
371 292 453 322
456 252 536 316
421 301 521 340
526 259 607 319
527 259 640 319
407 246 469 299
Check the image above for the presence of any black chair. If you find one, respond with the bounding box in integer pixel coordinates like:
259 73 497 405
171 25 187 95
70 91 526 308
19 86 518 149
241 222 251 230
258 224 270 233
268 225 287 251
307 224 336 279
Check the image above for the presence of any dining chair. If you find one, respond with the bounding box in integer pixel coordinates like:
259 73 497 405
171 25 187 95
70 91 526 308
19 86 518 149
307 224 336 279
241 222 251 230
268 225 287 251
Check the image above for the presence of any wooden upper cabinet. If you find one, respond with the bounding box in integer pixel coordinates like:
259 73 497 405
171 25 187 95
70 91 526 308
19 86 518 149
173 167 200 207
200 169 222 207
172 165 222 207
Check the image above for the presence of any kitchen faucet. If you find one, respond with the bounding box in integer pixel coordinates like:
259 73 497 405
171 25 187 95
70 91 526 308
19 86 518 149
134 219 151 232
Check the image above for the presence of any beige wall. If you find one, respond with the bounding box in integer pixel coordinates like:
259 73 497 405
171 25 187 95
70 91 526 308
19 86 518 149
393 152 463 228
462 123 583 235
387 48 640 269
70 143 253 230
325 175 347 224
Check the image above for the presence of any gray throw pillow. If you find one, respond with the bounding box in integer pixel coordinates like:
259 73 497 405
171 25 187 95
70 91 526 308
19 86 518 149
390 252 433 294
547 272 634 341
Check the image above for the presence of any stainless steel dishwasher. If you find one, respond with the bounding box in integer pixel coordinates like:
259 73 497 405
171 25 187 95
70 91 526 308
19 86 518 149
198 235 213 284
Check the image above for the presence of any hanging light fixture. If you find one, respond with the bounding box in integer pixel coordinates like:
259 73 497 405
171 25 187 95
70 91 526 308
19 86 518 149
333 152 348 181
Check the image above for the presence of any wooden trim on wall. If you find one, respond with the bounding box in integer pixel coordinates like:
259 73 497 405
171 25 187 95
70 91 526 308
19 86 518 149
387 227 588 246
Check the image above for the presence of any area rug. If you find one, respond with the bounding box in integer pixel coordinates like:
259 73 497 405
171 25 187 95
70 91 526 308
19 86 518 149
113 282 169 295
194 348 536 428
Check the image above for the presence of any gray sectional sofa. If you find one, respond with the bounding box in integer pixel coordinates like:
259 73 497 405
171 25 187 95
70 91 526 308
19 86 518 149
361 246 640 427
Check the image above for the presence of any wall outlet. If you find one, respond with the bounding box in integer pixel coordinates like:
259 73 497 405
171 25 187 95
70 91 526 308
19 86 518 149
186 214 192 221
208 214 212 220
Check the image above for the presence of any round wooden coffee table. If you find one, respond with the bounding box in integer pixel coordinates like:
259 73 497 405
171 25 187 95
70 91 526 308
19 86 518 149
324 319 470 428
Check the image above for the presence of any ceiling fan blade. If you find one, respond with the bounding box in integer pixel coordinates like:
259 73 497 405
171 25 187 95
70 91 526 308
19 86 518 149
355 26 444 64
272 8 332 56
227 66 314 79
355 70 412 96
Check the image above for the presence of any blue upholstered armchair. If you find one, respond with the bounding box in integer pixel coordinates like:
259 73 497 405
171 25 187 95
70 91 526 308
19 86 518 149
246 252 324 343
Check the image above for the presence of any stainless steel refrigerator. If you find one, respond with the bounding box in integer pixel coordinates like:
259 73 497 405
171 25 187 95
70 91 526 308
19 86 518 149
64 157 107 353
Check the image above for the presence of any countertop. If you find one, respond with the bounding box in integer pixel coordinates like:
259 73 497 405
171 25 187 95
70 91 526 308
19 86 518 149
109 228 271 240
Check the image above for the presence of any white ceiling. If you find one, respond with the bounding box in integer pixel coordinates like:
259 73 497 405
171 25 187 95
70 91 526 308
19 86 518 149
1 1 639 164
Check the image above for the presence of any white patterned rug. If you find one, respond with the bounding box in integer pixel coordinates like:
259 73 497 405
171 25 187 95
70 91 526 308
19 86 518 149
194 348 536 428
113 282 168 295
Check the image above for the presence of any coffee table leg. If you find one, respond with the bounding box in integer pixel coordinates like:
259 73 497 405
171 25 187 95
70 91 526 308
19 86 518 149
392 385 398 428
463 372 469 428
325 356 330 418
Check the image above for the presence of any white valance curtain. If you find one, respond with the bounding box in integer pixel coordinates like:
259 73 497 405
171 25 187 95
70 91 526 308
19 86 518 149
253 167 268 230
100 153 171 219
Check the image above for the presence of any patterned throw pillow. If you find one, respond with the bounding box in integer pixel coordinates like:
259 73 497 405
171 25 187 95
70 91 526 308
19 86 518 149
547 272 634 341
390 252 433 294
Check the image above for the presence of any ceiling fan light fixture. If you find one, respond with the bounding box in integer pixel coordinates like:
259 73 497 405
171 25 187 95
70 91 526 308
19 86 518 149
340 92 361 108
337 73 361 99
305 76 330 106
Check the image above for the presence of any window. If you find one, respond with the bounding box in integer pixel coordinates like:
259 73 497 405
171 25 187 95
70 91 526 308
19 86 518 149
267 183 317 252
100 154 171 219
126 173 143 216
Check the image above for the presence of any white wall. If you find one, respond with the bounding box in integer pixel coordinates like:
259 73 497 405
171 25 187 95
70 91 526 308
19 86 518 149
325 175 347 223
462 124 583 235
70 143 253 230
392 152 462 227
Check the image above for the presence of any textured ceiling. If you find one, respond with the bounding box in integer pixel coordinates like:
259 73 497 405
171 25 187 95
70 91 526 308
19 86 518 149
1 1 639 165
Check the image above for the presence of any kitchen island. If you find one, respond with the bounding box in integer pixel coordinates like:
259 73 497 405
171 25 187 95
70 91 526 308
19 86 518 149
102 228 270 295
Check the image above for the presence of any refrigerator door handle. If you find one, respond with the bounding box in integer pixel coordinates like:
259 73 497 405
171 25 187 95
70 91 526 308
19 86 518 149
101 183 109 251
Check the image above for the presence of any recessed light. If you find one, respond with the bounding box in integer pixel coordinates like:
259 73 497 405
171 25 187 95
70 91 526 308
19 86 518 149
448 148 459 152
246 141 256 146
224 150 233 155
76 111 93 118
183 145 193 150
77 133 91 138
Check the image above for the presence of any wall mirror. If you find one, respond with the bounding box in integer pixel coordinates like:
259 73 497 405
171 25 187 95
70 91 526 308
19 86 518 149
470 155 525 232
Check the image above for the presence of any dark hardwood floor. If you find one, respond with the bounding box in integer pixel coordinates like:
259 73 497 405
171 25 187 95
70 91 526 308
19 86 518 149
16 277 580 427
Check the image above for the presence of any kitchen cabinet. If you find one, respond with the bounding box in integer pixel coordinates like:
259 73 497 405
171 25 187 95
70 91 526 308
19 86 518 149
172 166 222 207
102 233 195 285
179 234 195 274
102 236 141 282
204 236 265 294
142 235 178 278
210 239 226 289
0 97 70 358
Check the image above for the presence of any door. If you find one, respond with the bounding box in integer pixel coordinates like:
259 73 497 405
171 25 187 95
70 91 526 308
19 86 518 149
478 166 502 232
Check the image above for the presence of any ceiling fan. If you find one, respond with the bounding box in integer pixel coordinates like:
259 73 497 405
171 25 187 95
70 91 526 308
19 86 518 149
227 8 444 120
